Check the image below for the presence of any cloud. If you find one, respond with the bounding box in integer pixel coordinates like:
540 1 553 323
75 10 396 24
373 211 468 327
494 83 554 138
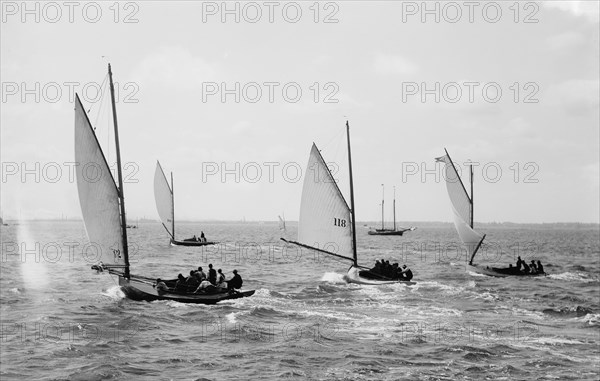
543 1 600 22
545 79 600 115
132 46 219 89
373 53 418 75
546 31 587 50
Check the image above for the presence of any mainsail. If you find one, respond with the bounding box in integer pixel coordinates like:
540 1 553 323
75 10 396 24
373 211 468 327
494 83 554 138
154 161 174 238
297 144 354 259
436 151 485 264
74 94 125 266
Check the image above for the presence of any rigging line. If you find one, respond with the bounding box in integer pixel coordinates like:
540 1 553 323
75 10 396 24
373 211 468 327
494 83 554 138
91 74 109 133
89 73 108 116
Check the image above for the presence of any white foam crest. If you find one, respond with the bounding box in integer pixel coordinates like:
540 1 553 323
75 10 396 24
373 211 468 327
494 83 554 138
8 288 20 294
573 313 600 326
321 272 346 283
226 312 239 324
101 285 125 300
548 272 597 283
467 270 487 277
535 336 586 346
409 281 466 295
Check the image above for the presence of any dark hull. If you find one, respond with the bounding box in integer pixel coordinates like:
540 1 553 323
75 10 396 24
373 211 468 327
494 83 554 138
345 266 416 285
117 275 254 304
171 238 216 247
467 264 546 278
368 229 405 236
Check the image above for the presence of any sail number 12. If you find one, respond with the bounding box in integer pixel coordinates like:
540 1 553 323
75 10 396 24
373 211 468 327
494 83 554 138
333 218 347 227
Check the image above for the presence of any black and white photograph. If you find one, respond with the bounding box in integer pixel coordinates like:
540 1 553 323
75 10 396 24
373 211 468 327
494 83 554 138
1 1 599 380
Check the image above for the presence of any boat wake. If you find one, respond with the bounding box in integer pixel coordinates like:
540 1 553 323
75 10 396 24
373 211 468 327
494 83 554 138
547 272 597 283
321 272 346 283
101 285 125 300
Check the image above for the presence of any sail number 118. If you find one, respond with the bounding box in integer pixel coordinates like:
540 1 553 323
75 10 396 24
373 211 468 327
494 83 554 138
333 218 347 227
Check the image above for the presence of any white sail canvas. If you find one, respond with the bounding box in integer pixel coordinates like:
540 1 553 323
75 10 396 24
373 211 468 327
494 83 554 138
298 144 353 257
437 153 485 260
154 161 174 238
74 94 125 265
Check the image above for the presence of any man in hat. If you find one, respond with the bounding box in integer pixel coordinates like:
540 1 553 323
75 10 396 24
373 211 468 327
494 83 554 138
227 270 243 291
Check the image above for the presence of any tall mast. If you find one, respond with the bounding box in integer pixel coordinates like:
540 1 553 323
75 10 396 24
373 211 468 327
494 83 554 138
171 172 175 239
108 63 130 278
346 121 358 267
393 186 396 231
381 184 384 230
470 164 474 229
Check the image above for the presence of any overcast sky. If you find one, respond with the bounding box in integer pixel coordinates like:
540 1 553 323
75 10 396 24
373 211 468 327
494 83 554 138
1 1 599 223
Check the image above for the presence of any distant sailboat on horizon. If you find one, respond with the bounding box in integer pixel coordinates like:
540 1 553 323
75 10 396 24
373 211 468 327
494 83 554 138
278 214 286 231
154 161 216 247
368 184 416 236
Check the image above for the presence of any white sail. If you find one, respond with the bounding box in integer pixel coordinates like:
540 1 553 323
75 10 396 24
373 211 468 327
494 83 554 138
154 161 174 238
74 94 125 266
298 144 353 258
278 215 286 231
436 153 485 262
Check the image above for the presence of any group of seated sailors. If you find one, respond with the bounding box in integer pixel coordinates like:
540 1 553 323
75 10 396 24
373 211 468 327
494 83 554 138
190 231 207 242
369 259 413 281
155 263 243 294
511 256 545 274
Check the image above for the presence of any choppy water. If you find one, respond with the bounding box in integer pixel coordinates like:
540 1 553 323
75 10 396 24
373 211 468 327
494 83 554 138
1 221 598 380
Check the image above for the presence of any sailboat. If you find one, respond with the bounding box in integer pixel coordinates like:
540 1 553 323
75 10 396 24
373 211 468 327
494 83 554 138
278 214 286 232
436 149 545 277
154 161 216 247
76 64 255 303
281 122 416 285
368 185 416 236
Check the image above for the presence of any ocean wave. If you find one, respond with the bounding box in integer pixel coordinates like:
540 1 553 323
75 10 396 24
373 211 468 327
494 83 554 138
548 272 598 283
542 305 594 318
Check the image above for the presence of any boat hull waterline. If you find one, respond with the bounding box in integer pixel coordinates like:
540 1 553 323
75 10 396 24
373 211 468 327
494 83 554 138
170 238 216 247
344 266 416 285
117 276 255 304
467 264 546 278
368 229 408 236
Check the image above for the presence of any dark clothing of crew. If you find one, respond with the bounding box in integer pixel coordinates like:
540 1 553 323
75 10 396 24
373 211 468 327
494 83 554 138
537 262 544 274
516 258 522 271
208 268 217 284
228 274 243 290
522 262 530 273
403 269 413 281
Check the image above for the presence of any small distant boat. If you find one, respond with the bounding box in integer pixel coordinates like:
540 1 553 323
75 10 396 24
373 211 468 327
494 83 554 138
368 185 415 236
76 64 254 304
154 161 216 247
282 121 416 285
278 214 286 231
436 149 545 278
